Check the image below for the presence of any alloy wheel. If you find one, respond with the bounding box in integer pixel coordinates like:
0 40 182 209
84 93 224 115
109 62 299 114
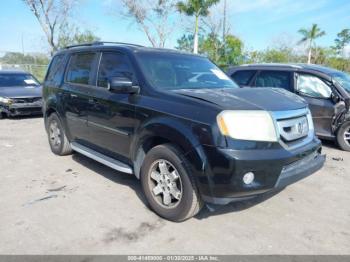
148 159 183 208
49 120 62 148
344 127 350 146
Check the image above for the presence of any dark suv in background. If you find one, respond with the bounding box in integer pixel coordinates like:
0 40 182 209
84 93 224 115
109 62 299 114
228 64 350 151
43 43 324 221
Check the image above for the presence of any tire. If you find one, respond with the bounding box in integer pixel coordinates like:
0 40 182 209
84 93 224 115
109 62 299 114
140 144 203 222
46 113 72 156
0 112 6 119
337 122 350 151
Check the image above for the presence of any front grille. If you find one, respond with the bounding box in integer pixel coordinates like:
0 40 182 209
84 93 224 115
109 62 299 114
277 115 309 142
272 108 313 149
12 97 42 104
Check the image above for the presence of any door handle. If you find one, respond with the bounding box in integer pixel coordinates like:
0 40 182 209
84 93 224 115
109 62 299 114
88 98 98 104
70 94 78 98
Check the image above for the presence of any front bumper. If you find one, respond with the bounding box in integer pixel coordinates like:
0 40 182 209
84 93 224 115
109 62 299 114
195 137 325 205
0 103 42 116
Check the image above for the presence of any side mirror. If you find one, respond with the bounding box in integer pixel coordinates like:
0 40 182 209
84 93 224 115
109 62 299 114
108 77 139 94
345 97 350 111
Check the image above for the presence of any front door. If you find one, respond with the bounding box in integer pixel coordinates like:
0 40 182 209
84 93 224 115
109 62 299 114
295 73 335 137
86 51 138 160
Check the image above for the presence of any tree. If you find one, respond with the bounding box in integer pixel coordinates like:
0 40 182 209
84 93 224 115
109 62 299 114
176 0 219 54
57 23 100 49
119 0 177 48
298 24 326 64
176 34 204 52
23 0 77 55
334 29 350 57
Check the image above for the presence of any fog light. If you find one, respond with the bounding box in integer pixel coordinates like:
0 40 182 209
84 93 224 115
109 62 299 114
243 172 254 185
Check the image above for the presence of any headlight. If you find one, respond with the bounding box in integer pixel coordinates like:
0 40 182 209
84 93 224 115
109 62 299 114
306 109 314 133
0 97 13 104
217 110 278 142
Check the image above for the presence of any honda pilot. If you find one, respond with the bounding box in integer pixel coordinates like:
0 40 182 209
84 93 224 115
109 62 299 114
43 42 325 221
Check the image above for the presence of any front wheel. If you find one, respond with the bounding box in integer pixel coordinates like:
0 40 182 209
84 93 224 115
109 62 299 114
337 122 350 151
140 144 203 222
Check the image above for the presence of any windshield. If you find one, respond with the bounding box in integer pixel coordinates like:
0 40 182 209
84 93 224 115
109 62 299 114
136 53 238 90
0 74 40 87
332 71 350 93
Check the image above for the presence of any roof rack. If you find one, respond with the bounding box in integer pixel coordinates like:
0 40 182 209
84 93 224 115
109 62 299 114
64 41 144 49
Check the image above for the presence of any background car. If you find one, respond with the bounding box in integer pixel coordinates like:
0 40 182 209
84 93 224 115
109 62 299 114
0 70 43 119
228 63 350 151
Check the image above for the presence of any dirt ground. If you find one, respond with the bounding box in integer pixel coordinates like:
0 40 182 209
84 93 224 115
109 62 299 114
0 117 349 254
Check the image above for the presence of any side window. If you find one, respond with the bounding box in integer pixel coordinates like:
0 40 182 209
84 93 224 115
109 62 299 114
97 52 133 88
231 70 256 86
255 71 292 91
66 53 96 85
46 54 65 85
296 74 332 99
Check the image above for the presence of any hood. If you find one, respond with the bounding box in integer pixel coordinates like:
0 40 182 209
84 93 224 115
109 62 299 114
174 88 307 111
0 85 42 98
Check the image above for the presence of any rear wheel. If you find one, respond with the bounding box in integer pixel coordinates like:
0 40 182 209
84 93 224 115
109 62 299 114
46 113 72 155
140 144 202 222
337 122 350 151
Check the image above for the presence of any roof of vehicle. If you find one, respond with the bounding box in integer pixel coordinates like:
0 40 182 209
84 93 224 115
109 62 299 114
54 41 204 58
230 63 343 76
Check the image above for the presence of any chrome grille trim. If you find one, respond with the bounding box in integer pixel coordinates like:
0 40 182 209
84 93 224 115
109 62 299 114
277 116 309 141
270 108 315 150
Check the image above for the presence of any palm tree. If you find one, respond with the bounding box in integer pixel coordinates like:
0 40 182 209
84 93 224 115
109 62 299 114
177 0 219 54
298 24 326 64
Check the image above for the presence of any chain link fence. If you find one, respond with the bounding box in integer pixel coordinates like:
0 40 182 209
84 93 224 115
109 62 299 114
0 63 48 82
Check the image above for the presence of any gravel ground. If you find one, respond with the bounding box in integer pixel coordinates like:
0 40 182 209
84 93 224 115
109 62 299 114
0 117 349 254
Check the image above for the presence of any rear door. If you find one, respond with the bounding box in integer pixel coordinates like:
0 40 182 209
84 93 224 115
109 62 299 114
86 51 137 160
253 70 294 92
295 73 335 137
63 52 98 143
230 70 257 87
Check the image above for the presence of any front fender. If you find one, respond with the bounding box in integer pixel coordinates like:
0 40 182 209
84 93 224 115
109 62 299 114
131 116 208 182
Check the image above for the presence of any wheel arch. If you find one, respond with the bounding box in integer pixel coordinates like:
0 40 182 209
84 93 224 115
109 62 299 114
131 118 207 180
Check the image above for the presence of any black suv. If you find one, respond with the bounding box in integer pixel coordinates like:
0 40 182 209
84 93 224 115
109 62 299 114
43 43 325 221
228 64 350 151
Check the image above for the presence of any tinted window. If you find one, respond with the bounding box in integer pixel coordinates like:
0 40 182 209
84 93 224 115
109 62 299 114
332 71 350 93
66 53 96 85
97 52 133 88
255 71 291 91
296 74 332 98
0 74 39 87
232 70 255 86
46 54 65 85
136 53 238 90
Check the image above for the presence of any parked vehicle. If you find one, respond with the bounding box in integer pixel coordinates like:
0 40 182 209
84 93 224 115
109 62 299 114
228 64 350 151
43 43 325 221
0 70 43 118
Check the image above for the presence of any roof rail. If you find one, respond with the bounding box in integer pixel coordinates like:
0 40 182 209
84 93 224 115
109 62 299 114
64 41 144 49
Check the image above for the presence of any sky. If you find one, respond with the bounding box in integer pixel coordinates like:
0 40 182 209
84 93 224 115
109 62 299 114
0 0 349 54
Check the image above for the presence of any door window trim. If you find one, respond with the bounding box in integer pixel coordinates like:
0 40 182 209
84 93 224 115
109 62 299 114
95 51 136 89
254 70 293 91
64 51 99 88
295 72 333 100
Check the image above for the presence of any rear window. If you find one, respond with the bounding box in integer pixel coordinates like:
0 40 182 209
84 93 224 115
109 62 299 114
255 71 292 91
46 54 65 85
0 73 39 87
231 70 256 86
66 53 96 85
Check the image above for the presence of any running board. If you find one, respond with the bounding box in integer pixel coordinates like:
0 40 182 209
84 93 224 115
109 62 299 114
70 142 133 174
